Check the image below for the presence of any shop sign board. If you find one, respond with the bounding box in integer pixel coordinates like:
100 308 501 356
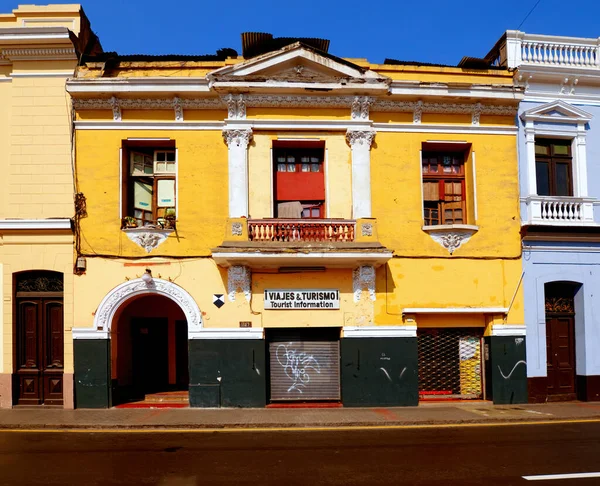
264 289 340 310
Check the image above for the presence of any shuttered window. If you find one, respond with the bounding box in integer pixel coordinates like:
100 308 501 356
269 339 340 401
422 153 466 226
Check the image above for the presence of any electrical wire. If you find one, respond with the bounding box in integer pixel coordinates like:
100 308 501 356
517 0 543 29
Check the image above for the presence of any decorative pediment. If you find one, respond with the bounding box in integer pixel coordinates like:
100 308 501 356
521 100 592 124
208 42 390 93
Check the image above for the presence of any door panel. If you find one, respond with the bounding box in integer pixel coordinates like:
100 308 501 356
16 297 64 406
546 316 576 398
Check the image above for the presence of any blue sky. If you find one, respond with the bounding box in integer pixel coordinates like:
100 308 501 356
3 0 600 65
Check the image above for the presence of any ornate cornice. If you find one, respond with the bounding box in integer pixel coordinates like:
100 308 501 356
346 129 376 148
371 99 517 117
70 93 517 123
0 47 77 61
223 128 253 148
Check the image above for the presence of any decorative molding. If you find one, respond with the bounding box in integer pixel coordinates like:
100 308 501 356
173 96 183 121
0 47 76 61
190 328 264 340
72 97 224 111
243 94 352 109
472 102 482 125
370 99 517 117
422 224 479 254
413 100 423 124
492 324 527 337
123 228 172 253
231 222 243 236
351 96 371 120
361 223 373 237
83 278 202 337
353 265 376 302
17 275 63 292
545 297 575 313
223 128 253 149
343 325 417 338
224 94 246 119
0 218 71 230
110 96 121 122
346 129 375 148
228 265 251 302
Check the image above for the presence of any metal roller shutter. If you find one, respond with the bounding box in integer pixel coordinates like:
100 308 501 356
269 337 340 401
418 328 483 400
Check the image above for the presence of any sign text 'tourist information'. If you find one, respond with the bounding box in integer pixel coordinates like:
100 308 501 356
263 289 340 310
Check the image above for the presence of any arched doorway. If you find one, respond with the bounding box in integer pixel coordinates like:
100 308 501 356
545 281 580 401
13 271 64 406
112 294 189 406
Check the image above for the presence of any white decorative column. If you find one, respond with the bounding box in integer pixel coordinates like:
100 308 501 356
346 129 376 219
524 126 537 196
223 128 252 218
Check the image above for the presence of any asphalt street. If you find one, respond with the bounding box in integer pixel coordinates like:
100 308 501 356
1 422 600 485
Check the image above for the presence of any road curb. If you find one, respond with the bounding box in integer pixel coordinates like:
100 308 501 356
2 415 600 431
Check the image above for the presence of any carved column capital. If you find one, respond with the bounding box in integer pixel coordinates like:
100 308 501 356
223 128 253 149
346 129 375 149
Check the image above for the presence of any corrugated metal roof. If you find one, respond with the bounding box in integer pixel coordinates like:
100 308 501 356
241 32 330 58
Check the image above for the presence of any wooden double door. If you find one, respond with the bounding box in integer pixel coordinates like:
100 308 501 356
15 296 64 406
546 314 576 400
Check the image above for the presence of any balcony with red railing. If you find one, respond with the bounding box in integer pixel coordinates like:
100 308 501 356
212 217 391 269
248 219 356 242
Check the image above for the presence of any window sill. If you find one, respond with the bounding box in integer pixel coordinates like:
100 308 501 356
421 224 479 254
122 227 173 253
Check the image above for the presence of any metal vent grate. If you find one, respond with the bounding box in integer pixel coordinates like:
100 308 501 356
418 328 483 400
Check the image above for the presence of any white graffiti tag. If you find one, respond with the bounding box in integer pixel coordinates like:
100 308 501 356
276 343 321 393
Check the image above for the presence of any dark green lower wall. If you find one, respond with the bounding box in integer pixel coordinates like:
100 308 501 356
188 339 266 408
341 337 418 407
74 339 111 409
486 336 528 404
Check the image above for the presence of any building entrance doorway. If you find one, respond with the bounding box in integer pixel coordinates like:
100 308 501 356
112 295 189 406
545 282 578 401
13 271 64 406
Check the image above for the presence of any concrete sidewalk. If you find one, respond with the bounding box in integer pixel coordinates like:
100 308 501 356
2 402 600 430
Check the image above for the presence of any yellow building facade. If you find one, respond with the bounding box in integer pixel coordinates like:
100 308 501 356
0 4 100 408
68 35 527 408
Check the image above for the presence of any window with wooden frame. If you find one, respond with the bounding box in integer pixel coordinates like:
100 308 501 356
422 152 466 226
273 142 325 219
535 139 573 197
121 141 177 229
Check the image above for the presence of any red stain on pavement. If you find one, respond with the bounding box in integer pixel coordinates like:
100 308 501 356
373 408 399 420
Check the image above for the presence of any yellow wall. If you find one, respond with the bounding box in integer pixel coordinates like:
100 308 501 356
76 129 228 257
2 73 76 220
372 130 521 257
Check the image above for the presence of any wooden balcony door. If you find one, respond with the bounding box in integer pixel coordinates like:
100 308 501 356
15 296 64 406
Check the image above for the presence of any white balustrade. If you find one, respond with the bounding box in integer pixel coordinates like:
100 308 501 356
494 31 600 70
521 40 599 68
526 196 595 226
